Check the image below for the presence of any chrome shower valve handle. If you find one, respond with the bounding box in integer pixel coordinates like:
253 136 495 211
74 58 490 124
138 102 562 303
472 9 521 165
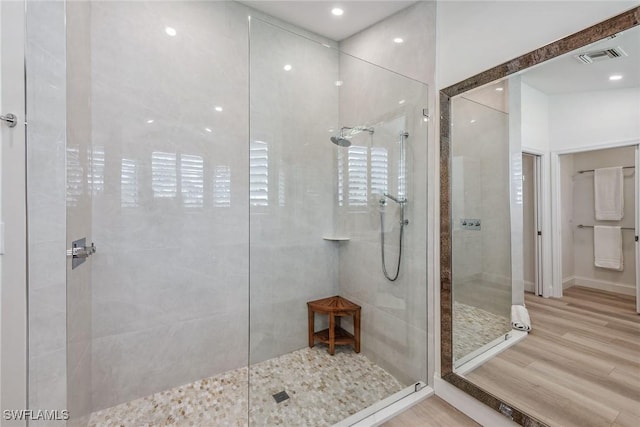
0 113 17 128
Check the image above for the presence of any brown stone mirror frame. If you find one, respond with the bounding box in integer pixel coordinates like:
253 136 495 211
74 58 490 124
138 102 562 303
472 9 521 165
439 7 640 426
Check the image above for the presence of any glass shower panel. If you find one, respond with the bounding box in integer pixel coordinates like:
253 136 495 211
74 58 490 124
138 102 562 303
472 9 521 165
336 53 430 387
249 17 429 426
451 95 512 367
248 17 342 425
69 1 250 424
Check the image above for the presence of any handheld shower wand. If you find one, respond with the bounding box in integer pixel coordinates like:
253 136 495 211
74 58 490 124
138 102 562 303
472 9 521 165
379 131 410 281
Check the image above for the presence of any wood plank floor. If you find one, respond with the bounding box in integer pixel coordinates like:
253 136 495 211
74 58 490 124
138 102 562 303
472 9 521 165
464 286 639 427
382 396 479 426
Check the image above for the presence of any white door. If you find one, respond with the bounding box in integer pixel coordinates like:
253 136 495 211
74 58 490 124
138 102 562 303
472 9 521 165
523 153 544 296
1 0 27 420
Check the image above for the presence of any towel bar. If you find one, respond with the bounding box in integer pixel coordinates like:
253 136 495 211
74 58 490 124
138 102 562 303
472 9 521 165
577 224 634 230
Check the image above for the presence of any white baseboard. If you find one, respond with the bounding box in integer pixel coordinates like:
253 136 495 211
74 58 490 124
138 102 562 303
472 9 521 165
523 280 535 293
434 375 518 427
570 276 635 296
563 276 575 290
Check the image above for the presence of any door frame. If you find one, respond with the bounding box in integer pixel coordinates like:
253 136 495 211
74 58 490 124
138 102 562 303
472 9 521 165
522 147 551 298
551 139 640 300
635 143 640 313
1 0 28 420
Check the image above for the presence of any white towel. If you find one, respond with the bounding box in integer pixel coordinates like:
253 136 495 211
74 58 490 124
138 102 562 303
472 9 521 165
594 167 624 220
511 305 531 332
594 225 623 271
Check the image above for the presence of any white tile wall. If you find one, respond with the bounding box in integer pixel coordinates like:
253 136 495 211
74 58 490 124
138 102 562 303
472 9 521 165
89 0 251 410
336 1 435 386
26 0 67 422
26 0 434 416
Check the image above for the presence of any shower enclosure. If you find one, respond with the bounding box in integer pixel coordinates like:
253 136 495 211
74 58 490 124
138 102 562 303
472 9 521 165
25 1 430 425
450 92 512 367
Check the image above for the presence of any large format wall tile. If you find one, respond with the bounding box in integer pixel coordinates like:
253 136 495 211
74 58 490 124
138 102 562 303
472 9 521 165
26 0 67 421
89 1 251 410
336 3 435 384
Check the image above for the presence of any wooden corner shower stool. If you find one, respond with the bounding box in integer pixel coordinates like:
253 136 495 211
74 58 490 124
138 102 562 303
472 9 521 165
307 295 361 355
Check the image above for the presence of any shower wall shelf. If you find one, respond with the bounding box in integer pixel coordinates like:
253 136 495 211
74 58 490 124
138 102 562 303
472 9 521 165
322 236 350 241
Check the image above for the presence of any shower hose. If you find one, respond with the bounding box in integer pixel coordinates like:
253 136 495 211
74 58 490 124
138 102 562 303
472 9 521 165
380 208 405 281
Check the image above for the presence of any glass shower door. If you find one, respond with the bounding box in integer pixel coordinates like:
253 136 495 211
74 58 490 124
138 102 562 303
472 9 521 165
249 17 429 426
450 94 512 368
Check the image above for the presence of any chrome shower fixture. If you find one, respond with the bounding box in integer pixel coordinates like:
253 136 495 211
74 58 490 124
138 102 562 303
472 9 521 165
379 130 410 282
382 193 407 205
330 126 374 147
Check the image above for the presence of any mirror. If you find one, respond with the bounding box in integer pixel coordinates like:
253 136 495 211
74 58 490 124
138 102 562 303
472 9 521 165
441 7 640 426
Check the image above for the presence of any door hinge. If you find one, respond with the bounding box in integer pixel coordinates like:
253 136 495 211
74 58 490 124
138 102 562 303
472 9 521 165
537 231 542 236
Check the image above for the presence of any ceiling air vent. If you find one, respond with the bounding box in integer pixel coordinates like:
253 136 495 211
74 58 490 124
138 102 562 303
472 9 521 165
574 47 628 64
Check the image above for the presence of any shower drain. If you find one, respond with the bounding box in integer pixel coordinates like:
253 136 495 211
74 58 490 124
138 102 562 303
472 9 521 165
272 390 290 403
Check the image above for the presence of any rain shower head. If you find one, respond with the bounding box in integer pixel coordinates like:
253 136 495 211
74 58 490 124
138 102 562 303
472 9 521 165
330 126 374 147
330 135 352 147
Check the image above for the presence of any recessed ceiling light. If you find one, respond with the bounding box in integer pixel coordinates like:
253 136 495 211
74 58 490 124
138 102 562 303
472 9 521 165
335 80 343 86
398 99 406 105
331 8 344 16
205 128 212 133
393 37 404 44
609 74 623 81
495 87 504 92
215 106 223 112
283 64 292 71
146 119 154 124
470 119 476 124
165 27 177 37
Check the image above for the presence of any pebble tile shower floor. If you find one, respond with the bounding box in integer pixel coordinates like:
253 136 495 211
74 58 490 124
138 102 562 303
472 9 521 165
87 347 403 426
453 301 511 361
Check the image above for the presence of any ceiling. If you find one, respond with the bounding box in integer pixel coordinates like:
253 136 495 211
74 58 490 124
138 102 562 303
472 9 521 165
240 1 416 41
522 24 640 94
239 1 638 94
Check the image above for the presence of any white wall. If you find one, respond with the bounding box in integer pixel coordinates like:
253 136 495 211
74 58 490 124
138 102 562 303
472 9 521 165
549 88 640 151
571 147 637 293
560 154 575 285
521 83 549 153
550 87 639 295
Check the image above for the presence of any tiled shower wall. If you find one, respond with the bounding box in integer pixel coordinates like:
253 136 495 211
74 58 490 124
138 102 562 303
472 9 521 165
88 0 337 410
88 1 251 410
248 18 339 364
26 0 68 420
66 1 93 423
336 2 435 385
27 0 434 416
